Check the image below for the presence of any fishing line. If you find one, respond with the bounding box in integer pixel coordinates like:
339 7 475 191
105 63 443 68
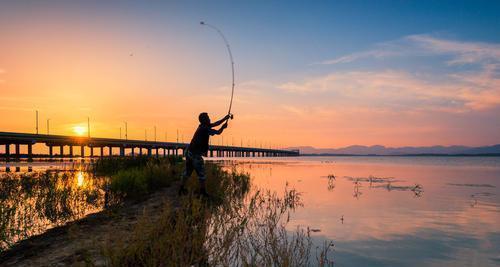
200 21 235 119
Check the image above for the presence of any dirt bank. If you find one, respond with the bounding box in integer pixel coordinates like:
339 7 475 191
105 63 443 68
0 184 181 266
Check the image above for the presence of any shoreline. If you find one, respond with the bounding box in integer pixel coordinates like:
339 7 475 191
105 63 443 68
0 183 181 266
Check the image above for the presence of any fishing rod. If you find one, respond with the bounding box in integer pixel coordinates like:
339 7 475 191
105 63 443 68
200 21 235 120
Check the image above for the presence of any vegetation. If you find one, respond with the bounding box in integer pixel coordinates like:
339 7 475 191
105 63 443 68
105 163 334 267
92 155 183 176
0 171 105 251
2 157 335 265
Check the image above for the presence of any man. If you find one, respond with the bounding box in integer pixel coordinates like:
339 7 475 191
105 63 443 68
179 112 232 196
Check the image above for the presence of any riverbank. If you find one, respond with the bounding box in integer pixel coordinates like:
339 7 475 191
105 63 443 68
0 180 182 266
1 157 333 266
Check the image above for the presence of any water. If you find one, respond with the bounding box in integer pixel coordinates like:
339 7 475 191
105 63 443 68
1 156 499 266
0 165 108 251
217 156 500 267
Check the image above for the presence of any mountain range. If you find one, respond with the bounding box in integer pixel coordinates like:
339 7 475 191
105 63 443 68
288 144 500 155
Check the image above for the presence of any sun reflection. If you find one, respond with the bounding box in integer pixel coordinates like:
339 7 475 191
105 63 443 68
76 171 85 187
72 125 87 136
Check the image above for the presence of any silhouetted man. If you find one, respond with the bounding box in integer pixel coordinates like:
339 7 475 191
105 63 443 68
179 112 231 196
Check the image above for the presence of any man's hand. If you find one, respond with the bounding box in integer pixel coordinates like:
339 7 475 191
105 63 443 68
221 122 228 129
223 114 231 121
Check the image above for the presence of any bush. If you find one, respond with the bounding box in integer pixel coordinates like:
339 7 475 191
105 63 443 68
109 161 181 199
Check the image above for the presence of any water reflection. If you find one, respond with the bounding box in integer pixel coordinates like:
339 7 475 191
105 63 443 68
0 169 107 251
219 157 500 267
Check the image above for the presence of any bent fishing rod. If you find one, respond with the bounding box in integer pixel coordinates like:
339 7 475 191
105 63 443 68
200 21 235 120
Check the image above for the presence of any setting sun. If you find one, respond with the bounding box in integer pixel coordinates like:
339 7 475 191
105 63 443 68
72 125 87 136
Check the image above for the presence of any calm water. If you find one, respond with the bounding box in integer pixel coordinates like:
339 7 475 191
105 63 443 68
218 156 500 267
1 156 499 266
0 164 108 251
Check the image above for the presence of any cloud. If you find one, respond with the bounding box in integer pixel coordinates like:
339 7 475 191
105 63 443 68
301 35 500 112
278 68 500 112
318 34 500 66
315 49 401 65
407 35 500 65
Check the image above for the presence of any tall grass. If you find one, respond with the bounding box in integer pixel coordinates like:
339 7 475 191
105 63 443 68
105 174 334 266
109 162 181 199
92 155 183 176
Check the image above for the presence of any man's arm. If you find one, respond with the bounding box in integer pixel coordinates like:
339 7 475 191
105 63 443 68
210 114 231 127
209 122 228 135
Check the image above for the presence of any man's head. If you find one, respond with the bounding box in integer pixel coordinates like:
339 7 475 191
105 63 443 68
199 112 210 126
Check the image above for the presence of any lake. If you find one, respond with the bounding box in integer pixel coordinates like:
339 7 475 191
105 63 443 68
217 156 500 267
1 156 499 266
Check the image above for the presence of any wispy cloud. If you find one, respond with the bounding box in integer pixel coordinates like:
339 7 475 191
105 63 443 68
278 68 500 112
317 34 500 66
315 49 401 65
301 35 500 112
408 35 500 65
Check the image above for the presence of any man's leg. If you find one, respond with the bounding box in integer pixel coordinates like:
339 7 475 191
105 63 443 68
179 154 194 194
192 155 208 196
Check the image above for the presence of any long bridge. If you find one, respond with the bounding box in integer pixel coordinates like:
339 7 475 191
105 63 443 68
0 131 299 162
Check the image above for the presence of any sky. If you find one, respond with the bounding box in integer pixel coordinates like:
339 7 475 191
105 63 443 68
1 0 499 148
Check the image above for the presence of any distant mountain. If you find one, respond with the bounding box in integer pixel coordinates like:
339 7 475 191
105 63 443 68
288 144 500 155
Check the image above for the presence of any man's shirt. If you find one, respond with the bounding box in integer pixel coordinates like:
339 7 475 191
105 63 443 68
188 124 217 155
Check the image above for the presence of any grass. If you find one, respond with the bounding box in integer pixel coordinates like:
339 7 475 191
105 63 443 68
109 161 181 199
104 164 334 267
92 155 183 176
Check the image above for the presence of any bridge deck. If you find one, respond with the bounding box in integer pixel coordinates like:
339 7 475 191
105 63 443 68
0 131 299 160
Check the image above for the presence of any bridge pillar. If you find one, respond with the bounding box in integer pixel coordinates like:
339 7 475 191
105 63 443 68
80 146 85 159
60 145 64 159
27 144 33 162
90 147 94 157
120 147 125 157
156 148 159 158
147 148 152 157
49 145 53 161
69 146 74 161
14 144 20 162
108 146 113 156
100 147 104 157
4 144 10 162
131 147 135 156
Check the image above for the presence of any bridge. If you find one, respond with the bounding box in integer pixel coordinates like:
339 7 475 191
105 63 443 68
0 131 299 162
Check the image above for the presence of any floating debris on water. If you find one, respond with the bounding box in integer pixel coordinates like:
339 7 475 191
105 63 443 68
447 183 495 188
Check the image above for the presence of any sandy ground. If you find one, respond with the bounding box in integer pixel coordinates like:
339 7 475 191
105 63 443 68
0 185 181 266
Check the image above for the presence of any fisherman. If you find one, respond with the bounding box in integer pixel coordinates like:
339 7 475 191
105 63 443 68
179 112 232 196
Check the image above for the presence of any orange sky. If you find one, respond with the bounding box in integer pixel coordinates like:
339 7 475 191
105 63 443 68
1 2 499 148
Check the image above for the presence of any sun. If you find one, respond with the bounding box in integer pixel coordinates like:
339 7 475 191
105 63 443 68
73 125 87 136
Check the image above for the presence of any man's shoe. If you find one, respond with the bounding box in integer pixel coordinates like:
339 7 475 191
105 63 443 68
200 188 210 198
178 185 188 195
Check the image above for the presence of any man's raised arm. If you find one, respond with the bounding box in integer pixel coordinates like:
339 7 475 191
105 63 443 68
210 114 231 127
209 122 228 136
